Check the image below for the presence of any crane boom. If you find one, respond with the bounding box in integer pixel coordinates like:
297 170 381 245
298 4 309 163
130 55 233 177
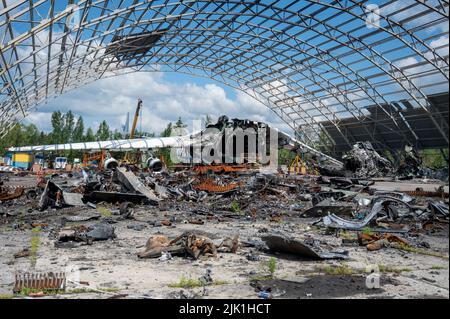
130 98 142 139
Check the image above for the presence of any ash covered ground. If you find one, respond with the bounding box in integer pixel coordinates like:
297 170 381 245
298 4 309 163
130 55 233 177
0 166 448 299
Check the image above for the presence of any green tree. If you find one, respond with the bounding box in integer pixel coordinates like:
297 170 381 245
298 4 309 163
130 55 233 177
113 129 123 140
158 122 174 168
96 120 111 141
0 123 46 156
160 122 173 137
84 127 96 142
51 111 64 143
73 116 84 142
62 111 75 142
23 124 40 146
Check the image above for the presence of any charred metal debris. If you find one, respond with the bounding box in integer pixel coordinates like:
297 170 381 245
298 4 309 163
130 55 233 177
0 140 448 265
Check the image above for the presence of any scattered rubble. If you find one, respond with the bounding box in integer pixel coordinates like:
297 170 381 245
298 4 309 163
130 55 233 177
138 232 239 260
55 223 116 247
0 142 448 299
262 233 349 260
342 142 394 179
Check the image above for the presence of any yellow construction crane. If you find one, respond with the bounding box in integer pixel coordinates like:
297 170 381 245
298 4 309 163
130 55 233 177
130 98 143 140
123 99 143 165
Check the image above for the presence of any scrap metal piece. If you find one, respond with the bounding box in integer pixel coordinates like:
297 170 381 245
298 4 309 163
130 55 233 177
14 272 66 293
429 201 449 217
312 191 346 206
373 191 414 203
194 165 250 174
63 212 101 223
62 192 84 206
343 142 394 179
105 30 168 60
405 190 449 198
302 203 354 218
323 197 413 231
119 202 135 218
138 232 238 260
262 234 349 260
0 187 24 201
56 223 116 245
116 167 160 203
84 191 147 204
193 179 241 194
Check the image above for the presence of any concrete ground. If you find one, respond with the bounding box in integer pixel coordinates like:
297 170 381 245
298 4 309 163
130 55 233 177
0 203 448 299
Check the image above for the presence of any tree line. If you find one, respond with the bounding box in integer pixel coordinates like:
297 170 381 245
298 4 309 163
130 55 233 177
0 111 192 159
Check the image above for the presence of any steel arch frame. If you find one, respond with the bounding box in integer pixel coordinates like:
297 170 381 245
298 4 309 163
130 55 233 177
1 0 448 155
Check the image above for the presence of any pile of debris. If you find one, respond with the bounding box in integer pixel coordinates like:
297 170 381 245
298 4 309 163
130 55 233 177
138 232 239 260
38 166 160 211
339 141 448 181
342 142 394 179
1 140 448 268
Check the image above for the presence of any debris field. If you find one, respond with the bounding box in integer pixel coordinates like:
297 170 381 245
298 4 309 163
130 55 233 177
0 156 449 299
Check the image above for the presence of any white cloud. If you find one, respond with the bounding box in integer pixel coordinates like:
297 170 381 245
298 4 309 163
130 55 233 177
35 72 294 136
24 112 52 131
429 36 449 57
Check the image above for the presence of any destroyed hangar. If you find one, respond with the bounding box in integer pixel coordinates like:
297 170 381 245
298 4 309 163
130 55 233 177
0 0 449 300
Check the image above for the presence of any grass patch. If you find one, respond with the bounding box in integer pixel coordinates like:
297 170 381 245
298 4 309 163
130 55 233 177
16 287 61 296
67 287 121 294
168 275 229 289
249 275 274 282
378 265 412 274
339 231 356 240
230 201 241 214
394 243 449 260
98 207 112 217
31 227 42 234
430 265 447 270
308 264 413 276
317 265 361 276
267 257 277 278
0 294 15 299
30 227 41 267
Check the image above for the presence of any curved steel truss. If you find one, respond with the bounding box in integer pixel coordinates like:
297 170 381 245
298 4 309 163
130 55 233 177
1 0 449 154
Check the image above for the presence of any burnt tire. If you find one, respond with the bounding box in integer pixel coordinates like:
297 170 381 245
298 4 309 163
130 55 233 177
26 189 37 200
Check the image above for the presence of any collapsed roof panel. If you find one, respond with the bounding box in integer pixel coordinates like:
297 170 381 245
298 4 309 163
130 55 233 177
318 92 449 157
105 30 168 61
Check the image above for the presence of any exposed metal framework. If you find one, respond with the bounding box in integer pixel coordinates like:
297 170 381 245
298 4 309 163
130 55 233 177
1 0 449 154
321 92 449 158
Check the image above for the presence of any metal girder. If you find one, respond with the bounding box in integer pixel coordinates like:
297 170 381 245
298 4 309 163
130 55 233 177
0 0 448 154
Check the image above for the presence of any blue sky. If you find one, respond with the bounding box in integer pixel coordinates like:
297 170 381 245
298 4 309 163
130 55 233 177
24 71 291 135
4 0 448 136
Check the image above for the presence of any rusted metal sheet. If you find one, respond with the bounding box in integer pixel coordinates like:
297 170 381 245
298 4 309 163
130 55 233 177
193 179 241 193
194 165 250 174
14 272 66 293
0 187 24 201
404 190 449 198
